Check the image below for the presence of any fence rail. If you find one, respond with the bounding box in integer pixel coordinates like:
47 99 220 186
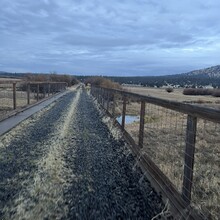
0 81 67 121
91 86 220 220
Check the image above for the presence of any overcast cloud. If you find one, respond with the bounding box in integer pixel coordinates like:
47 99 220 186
0 0 220 76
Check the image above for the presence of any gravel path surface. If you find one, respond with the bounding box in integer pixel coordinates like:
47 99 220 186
0 87 163 219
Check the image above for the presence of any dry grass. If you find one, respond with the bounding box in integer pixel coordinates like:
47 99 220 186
2 89 80 219
124 86 220 107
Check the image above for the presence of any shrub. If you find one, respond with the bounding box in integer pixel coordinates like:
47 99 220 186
183 88 213 96
24 73 78 87
212 89 220 97
166 87 174 93
85 76 122 90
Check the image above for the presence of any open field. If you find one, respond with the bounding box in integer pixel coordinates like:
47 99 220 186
113 96 220 219
124 86 220 108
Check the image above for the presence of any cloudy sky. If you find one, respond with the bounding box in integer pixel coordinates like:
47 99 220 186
0 0 220 76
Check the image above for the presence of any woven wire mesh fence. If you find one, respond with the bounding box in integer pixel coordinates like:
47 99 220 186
91 86 220 220
0 83 14 119
0 81 67 121
192 120 220 218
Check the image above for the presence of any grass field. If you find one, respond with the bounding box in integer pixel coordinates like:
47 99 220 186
112 91 220 219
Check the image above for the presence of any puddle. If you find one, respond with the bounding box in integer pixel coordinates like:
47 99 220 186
117 115 140 124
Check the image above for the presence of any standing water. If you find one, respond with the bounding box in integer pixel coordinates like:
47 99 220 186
117 115 140 124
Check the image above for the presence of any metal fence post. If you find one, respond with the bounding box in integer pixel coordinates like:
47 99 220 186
27 83 30 105
138 100 145 148
122 96 127 129
182 115 197 204
13 82 17 110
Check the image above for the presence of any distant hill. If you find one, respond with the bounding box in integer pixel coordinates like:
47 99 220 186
185 65 220 78
2 65 220 87
106 65 220 88
76 65 220 88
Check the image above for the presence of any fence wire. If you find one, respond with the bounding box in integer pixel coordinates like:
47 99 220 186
192 119 220 219
0 83 13 120
143 105 187 193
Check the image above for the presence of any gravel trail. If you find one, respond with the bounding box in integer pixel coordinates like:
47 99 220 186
0 87 163 219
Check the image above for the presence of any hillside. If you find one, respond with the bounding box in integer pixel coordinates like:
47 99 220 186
108 65 220 87
185 65 220 78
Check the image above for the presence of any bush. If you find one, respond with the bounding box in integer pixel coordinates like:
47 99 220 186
85 76 122 90
212 89 220 97
24 73 78 87
183 88 213 96
166 87 174 93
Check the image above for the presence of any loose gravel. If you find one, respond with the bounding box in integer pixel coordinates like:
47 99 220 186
0 87 164 219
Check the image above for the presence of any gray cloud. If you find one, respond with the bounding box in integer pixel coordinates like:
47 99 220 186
0 0 220 75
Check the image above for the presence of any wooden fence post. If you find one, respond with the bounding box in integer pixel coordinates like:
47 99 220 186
102 89 105 107
107 92 110 112
112 93 115 118
101 88 103 105
43 83 46 98
94 87 96 98
98 88 100 103
122 96 127 130
37 84 39 101
182 115 197 204
48 83 50 96
138 100 145 148
13 82 17 110
27 83 30 105
99 88 102 104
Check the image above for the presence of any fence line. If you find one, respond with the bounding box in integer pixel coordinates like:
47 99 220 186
91 86 220 220
0 81 67 121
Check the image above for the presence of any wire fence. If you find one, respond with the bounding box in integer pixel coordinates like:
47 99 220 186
0 81 67 121
91 86 220 220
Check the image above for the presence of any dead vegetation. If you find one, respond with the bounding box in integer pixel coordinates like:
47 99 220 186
85 76 122 90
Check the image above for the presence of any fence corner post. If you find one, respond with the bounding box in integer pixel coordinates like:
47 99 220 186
182 115 197 204
138 100 145 148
